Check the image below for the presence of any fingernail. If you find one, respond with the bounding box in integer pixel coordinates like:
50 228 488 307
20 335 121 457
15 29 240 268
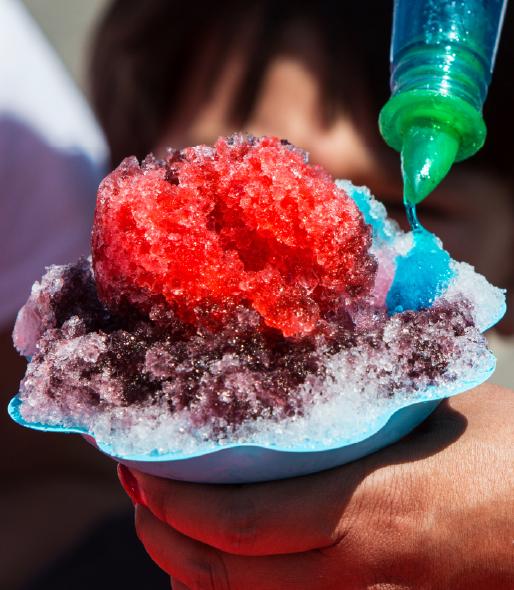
117 464 143 506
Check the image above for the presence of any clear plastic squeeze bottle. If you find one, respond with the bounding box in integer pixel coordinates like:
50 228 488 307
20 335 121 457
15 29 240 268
379 0 508 206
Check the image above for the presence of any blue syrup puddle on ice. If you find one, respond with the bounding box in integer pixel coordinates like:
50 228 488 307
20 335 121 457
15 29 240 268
386 202 453 313
341 181 454 314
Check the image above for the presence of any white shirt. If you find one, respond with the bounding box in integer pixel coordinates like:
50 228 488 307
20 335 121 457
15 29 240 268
0 0 107 326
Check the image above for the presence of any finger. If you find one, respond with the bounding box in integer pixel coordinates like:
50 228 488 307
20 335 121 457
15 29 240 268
135 504 348 590
127 465 364 556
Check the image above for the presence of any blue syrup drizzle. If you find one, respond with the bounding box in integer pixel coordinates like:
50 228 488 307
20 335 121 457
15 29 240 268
404 200 421 231
386 202 453 313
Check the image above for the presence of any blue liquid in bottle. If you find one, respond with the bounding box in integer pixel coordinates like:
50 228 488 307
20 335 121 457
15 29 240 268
380 0 508 205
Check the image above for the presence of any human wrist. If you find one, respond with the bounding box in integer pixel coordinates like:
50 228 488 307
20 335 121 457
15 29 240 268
435 510 514 589
431 452 514 588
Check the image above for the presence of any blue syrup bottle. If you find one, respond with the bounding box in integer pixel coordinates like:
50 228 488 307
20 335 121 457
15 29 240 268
380 0 507 209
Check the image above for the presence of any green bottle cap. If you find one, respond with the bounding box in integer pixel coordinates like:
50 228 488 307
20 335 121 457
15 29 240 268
379 89 487 204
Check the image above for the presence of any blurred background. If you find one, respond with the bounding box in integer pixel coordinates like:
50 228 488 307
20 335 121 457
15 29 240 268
1 2 168 589
23 0 107 90
1 0 513 588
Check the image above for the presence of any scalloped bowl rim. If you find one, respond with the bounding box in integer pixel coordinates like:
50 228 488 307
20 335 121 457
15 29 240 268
7 360 495 463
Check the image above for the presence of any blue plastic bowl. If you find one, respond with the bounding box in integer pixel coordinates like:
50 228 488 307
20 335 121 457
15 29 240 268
7 365 494 484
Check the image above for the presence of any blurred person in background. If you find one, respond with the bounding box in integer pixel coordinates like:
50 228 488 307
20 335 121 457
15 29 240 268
7 0 514 588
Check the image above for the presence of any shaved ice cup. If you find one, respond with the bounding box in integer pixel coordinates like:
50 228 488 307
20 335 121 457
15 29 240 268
7 180 506 483
8 342 499 484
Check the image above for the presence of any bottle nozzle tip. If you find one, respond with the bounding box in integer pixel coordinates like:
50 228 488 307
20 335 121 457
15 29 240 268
401 125 460 205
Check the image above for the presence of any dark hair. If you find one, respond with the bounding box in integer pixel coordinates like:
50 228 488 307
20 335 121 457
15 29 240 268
89 0 393 168
90 0 514 183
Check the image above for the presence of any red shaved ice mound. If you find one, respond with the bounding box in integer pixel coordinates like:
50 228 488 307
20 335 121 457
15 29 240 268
92 134 376 337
